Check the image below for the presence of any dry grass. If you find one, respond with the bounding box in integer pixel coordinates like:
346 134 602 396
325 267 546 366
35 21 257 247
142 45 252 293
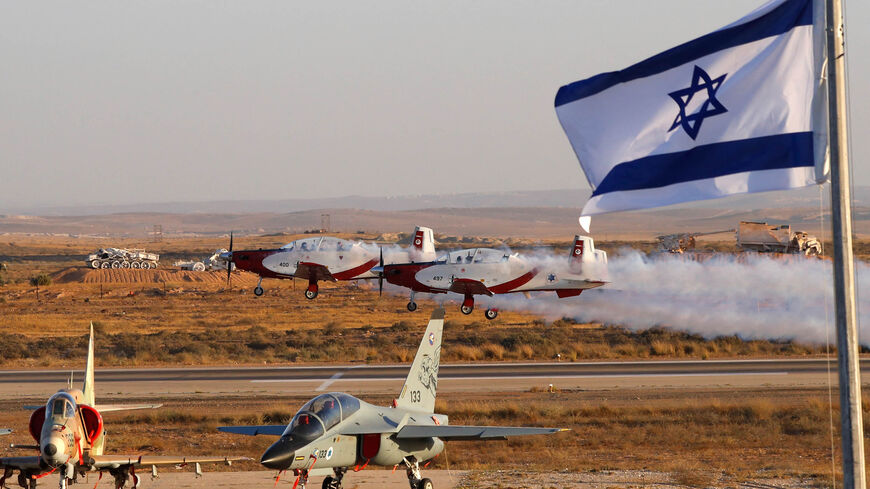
0 388 846 484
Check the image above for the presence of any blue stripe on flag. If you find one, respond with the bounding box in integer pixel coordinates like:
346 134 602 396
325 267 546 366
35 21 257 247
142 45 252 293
555 0 812 107
591 132 814 196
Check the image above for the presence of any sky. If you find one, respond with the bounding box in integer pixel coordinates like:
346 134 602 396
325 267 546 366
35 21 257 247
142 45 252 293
1 0 867 210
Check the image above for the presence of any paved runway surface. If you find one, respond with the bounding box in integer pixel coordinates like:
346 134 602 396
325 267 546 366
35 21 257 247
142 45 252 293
1 358 862 398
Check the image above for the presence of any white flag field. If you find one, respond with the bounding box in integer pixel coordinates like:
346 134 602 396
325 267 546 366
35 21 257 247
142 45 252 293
555 0 828 217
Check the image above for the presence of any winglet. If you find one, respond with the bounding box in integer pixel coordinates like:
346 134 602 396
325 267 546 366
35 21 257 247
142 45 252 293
395 308 444 413
82 322 96 406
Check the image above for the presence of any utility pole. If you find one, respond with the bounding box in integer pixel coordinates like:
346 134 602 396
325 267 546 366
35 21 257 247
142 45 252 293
825 0 865 488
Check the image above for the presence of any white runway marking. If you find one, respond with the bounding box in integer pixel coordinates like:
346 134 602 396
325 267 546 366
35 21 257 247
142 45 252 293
316 372 344 391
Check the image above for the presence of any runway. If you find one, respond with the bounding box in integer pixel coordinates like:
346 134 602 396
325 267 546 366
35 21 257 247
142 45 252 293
0 358 862 398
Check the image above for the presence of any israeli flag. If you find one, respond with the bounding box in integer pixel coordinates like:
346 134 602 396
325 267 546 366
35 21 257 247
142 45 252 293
555 0 828 217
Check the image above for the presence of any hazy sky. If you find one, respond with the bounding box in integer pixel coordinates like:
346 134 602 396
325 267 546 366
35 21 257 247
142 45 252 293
1 1 867 210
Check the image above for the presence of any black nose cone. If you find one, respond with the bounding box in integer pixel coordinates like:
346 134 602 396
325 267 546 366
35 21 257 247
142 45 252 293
260 439 294 470
43 444 57 456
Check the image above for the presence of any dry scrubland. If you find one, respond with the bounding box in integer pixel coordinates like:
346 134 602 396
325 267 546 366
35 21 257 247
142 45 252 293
0 389 852 488
0 234 863 488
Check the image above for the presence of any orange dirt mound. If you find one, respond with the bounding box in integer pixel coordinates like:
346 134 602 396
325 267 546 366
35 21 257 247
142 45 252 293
51 267 261 285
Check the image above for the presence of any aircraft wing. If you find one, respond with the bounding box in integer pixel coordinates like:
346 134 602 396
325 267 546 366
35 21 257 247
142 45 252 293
294 262 337 282
90 454 245 468
448 278 493 297
217 425 286 436
0 429 11 435
395 425 568 441
94 404 163 412
0 456 41 470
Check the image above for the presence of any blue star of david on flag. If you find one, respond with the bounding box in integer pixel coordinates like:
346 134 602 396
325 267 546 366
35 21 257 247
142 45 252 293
668 65 728 140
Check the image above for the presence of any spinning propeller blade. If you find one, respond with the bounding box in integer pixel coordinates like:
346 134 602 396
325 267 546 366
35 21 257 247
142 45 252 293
226 231 234 287
378 247 384 296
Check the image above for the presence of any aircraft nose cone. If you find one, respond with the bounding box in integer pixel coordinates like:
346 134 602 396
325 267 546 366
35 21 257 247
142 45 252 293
260 439 294 470
42 437 65 465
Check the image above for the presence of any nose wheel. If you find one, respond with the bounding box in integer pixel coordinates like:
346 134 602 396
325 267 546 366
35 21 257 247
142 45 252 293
304 282 319 300
407 301 418 312
484 308 498 320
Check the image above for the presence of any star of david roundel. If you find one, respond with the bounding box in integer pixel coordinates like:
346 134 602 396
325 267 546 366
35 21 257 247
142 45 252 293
668 65 727 140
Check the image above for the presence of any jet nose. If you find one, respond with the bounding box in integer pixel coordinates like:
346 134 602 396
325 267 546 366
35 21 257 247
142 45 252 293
42 436 65 465
260 439 294 470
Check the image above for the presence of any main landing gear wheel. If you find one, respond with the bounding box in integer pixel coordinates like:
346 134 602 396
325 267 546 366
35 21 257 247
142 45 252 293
484 308 498 320
460 305 473 315
304 283 319 300
254 286 264 296
417 478 433 489
407 301 418 312
322 476 342 489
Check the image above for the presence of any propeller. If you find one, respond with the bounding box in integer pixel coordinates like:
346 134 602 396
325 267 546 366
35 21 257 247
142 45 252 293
226 231 234 288
378 247 384 296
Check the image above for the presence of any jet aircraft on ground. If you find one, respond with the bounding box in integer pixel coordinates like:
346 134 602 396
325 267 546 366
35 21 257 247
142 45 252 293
222 226 436 299
0 325 244 489
377 235 607 319
219 308 566 489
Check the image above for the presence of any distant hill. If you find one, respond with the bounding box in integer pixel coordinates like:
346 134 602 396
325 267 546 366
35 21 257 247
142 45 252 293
1 186 865 240
2 185 865 216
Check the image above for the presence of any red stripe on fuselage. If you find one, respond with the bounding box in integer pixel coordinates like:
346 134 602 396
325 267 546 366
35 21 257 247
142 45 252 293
382 263 444 293
488 268 539 294
332 257 379 280
230 249 286 278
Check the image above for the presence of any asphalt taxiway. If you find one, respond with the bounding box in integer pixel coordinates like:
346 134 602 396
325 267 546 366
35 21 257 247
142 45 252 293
0 358 862 398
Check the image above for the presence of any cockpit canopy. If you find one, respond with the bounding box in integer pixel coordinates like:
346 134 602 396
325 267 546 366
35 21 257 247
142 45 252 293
281 237 357 252
435 248 514 265
46 392 77 419
283 393 360 441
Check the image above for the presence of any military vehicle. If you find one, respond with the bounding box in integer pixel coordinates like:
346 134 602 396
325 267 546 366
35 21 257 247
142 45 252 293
219 308 566 489
0 325 245 489
86 248 159 269
737 221 822 256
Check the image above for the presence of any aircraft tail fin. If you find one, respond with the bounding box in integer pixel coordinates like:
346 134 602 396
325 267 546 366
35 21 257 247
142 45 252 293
410 226 436 262
82 322 96 406
395 308 443 413
570 235 593 271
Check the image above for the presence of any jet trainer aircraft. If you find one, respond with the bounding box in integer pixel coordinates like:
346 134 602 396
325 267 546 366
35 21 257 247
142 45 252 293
0 325 243 489
222 226 436 299
219 308 566 489
377 235 608 319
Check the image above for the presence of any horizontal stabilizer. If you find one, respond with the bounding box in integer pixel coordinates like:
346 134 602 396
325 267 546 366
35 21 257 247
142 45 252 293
396 425 567 441
218 425 286 436
95 404 163 412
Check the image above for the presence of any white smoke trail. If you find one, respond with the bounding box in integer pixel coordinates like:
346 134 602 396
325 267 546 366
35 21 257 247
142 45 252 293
415 251 870 345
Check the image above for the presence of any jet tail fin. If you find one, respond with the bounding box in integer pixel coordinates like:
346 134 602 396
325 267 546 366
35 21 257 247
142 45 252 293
410 226 436 262
395 308 443 413
82 322 96 406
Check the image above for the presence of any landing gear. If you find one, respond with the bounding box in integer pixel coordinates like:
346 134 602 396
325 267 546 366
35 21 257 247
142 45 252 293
293 468 311 489
407 292 418 312
322 467 346 489
18 471 36 489
403 457 432 489
305 281 319 300
460 295 474 315
110 466 139 489
253 277 265 296
484 308 498 320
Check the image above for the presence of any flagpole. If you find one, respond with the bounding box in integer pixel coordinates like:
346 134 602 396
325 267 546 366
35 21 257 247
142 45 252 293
825 0 865 487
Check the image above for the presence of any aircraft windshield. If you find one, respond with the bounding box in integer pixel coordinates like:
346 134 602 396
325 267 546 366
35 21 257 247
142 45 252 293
47 393 76 419
286 393 361 440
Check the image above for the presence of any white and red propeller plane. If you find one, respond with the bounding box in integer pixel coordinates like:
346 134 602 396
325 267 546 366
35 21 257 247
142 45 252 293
222 226 436 299
376 235 608 319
